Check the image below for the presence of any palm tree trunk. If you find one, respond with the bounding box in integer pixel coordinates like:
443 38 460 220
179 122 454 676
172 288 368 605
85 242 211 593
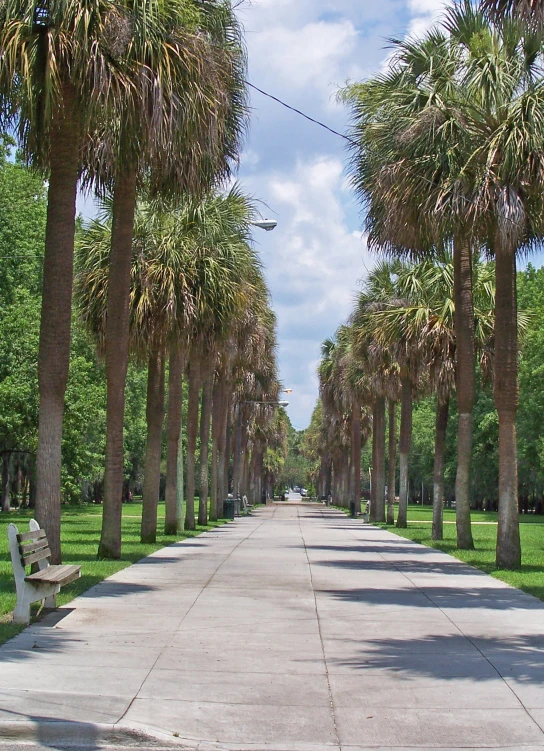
351 404 362 514
98 165 137 559
371 396 386 522
223 398 233 498
494 242 521 569
324 458 332 497
233 403 242 497
210 376 222 522
242 425 251 496
185 359 200 530
165 343 183 535
454 236 475 550
432 396 450 541
387 400 397 525
252 443 263 504
396 378 412 528
198 364 213 526
141 345 166 543
35 85 80 564
218 389 231 508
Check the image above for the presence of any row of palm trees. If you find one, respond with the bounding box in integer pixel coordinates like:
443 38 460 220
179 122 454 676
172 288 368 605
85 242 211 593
0 0 258 560
331 0 544 569
75 185 284 548
312 254 496 537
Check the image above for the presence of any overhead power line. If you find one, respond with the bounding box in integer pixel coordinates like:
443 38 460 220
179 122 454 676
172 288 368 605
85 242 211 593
246 81 358 147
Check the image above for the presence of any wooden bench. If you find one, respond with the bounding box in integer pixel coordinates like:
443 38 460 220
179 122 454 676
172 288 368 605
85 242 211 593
241 495 253 514
234 495 254 516
8 519 81 625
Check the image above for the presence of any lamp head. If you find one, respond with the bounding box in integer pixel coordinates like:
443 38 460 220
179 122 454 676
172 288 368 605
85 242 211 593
252 219 277 232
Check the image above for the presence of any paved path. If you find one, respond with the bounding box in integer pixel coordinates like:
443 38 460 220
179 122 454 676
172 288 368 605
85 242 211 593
2 505 544 751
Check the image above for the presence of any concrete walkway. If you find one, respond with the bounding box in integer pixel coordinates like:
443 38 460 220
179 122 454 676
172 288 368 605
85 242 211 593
2 505 544 751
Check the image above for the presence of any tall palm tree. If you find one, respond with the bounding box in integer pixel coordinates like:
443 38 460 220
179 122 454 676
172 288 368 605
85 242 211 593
97 0 248 558
340 28 476 545
0 0 137 562
76 199 197 543
349 1 543 567
368 254 496 539
179 187 260 529
351 263 406 525
443 3 544 567
481 0 544 22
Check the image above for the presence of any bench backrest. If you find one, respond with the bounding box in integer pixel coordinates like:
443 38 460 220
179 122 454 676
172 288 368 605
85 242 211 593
8 520 50 581
17 528 51 567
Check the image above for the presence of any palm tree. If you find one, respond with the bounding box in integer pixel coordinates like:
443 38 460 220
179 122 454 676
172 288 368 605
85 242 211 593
0 0 138 562
97 0 248 558
178 188 260 529
412 3 544 567
344 2 544 567
340 14 481 548
77 200 197 543
227 292 278 508
368 254 496 539
351 263 406 525
481 0 544 22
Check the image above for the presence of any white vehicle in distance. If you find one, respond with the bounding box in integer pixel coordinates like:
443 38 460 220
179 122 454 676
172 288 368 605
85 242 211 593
300 488 307 497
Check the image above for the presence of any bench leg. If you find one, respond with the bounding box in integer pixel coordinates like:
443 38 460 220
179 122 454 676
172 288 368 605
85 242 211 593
13 598 31 625
44 594 57 609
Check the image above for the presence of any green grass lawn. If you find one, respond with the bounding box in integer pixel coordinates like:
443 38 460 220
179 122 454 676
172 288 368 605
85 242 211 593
377 504 544 602
0 501 229 646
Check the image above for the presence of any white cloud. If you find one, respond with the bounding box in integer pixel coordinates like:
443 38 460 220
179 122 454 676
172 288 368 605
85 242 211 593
406 0 448 37
248 20 360 103
247 155 375 429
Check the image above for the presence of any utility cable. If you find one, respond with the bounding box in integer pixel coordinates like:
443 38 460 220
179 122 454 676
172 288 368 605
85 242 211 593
246 81 358 147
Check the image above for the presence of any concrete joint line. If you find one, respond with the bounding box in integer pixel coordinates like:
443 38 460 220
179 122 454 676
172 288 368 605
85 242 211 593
117 518 268 728
297 506 342 750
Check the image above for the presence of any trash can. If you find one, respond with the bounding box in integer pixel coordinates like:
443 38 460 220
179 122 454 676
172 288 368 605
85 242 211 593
223 499 235 520
349 500 356 518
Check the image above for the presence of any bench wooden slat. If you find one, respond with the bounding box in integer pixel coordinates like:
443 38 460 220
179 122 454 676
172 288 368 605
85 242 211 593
21 547 51 567
25 564 81 587
17 529 47 543
19 539 49 556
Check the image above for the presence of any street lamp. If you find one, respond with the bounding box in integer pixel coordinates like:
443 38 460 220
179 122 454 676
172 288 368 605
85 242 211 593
251 219 277 232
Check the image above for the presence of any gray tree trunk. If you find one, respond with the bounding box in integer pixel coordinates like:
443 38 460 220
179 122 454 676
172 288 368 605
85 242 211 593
371 396 386 522
165 344 183 535
454 236 475 550
351 404 362 514
387 400 397 525
184 359 200 531
432 397 450 541
1 453 10 513
35 85 80 564
98 165 137 559
141 346 166 543
494 240 521 569
198 365 213 526
396 378 412 529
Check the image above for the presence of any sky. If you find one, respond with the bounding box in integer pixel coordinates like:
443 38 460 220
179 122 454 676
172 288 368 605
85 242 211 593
75 0 543 431
233 0 450 430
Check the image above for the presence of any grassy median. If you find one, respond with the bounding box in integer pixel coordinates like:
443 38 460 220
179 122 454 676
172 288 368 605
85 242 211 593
0 502 228 647
378 505 544 602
